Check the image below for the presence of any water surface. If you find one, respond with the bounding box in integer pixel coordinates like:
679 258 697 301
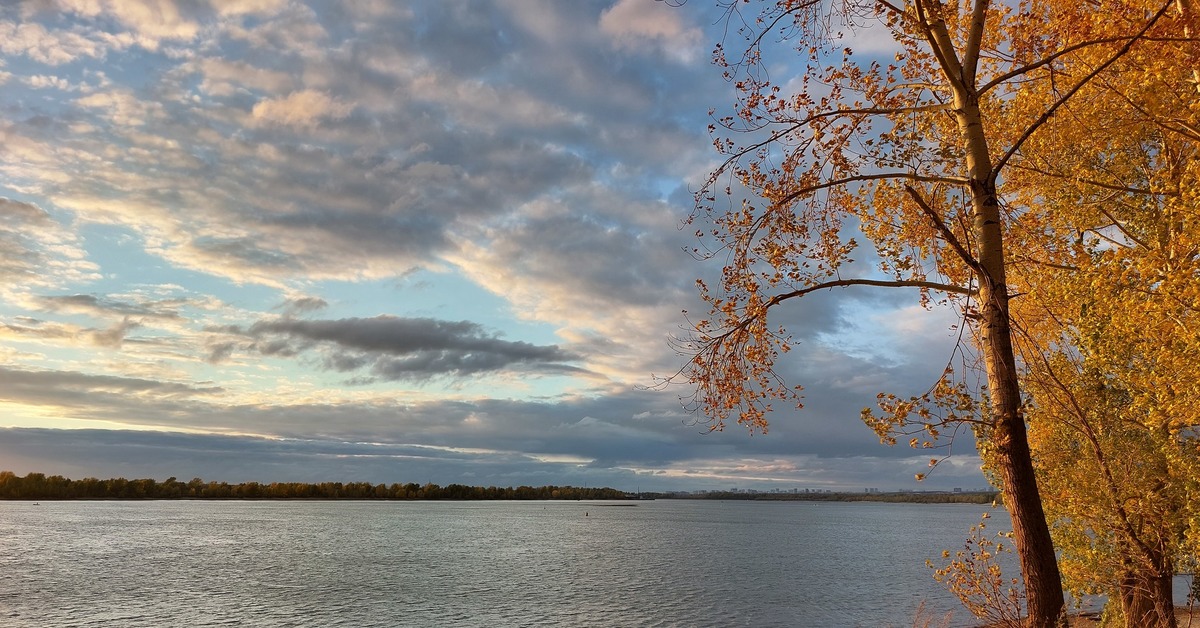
0 499 1008 627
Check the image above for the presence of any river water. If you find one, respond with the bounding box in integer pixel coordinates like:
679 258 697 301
0 499 1012 627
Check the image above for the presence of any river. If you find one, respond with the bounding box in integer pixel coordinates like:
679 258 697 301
0 499 1016 627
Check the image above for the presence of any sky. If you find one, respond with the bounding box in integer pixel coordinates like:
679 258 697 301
0 0 988 492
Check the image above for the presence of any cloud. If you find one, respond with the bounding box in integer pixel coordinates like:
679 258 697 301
24 74 72 90
57 0 202 49
1 0 711 294
0 198 57 283
213 0 288 17
32 293 186 321
0 198 97 290
76 88 164 126
446 189 704 385
0 365 223 406
90 317 140 348
0 319 79 344
276 296 328 315
240 316 580 381
0 352 986 491
599 0 703 63
0 20 117 65
0 0 986 494
194 57 295 97
250 90 354 128
0 424 987 491
218 2 328 56
0 426 621 486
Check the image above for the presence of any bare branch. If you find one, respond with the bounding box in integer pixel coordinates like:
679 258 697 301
1009 255 1079 272
1095 205 1152 250
979 35 1151 95
1005 162 1170 197
905 185 985 275
699 278 973 349
713 102 953 160
994 0 1177 175
728 0 823 71
1028 351 1162 567
773 171 969 207
762 278 974 310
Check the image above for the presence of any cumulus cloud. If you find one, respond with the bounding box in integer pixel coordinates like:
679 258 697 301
75 88 164 126
24 74 72 90
250 89 354 128
0 20 117 65
57 0 201 49
213 0 288 17
1 0 707 292
195 57 294 97
599 0 703 63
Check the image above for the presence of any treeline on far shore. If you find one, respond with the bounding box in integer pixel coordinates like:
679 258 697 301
0 471 999 504
0 471 627 501
671 490 1000 504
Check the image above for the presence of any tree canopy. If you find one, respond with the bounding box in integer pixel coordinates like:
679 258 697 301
999 15 1200 621
681 0 1198 624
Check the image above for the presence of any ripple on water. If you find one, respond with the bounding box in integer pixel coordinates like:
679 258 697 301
0 500 1008 627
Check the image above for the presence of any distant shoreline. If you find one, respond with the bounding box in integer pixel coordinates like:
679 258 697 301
664 490 1001 504
0 471 998 504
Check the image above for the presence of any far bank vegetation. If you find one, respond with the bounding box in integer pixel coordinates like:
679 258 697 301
0 471 996 503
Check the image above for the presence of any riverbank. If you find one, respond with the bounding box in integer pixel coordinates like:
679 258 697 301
1064 607 1200 626
973 607 1200 627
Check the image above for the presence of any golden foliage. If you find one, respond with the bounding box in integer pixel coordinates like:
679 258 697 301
930 512 1025 626
995 0 1200 620
683 0 1198 624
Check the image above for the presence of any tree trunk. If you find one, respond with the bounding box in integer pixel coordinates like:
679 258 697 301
1120 569 1177 628
1119 549 1177 628
977 243 1065 628
956 92 1065 626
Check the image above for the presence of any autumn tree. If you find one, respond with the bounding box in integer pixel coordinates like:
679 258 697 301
681 0 1192 624
1014 236 1200 627
1021 340 1199 627
995 12 1200 622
